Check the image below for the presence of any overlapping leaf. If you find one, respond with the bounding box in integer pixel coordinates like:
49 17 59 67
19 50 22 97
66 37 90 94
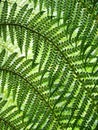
0 0 98 130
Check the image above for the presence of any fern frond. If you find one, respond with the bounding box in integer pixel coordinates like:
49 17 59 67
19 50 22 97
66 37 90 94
0 1 98 129
8 2 17 22
0 99 20 130
0 50 60 129
15 4 28 23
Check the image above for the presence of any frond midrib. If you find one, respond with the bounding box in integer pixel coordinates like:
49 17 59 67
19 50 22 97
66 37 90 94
0 1 97 129
0 23 80 75
0 22 95 93
0 67 61 128
0 22 97 130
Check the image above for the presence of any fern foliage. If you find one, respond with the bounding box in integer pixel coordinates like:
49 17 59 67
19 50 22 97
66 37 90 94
0 0 98 129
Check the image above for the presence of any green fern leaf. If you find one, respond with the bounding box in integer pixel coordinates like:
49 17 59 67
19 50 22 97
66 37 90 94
0 49 5 67
0 1 98 129
8 3 17 22
15 4 28 23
